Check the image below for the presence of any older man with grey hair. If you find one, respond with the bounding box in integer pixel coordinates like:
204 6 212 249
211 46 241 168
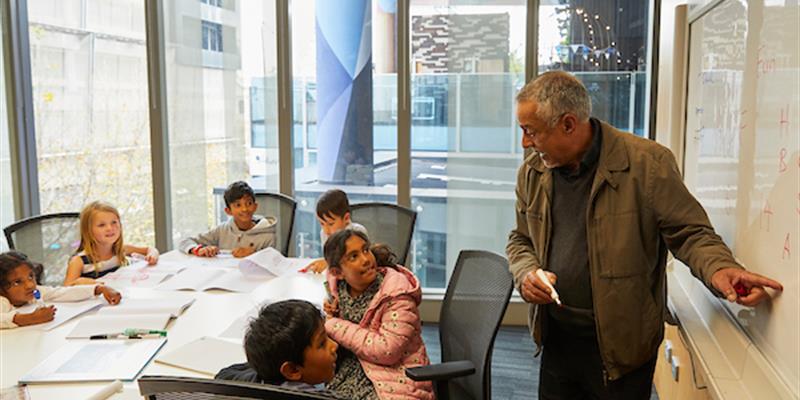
506 71 782 399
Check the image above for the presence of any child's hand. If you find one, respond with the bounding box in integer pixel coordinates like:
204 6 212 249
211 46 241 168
300 259 328 273
14 306 57 326
197 246 219 257
145 247 159 265
232 246 255 258
96 285 122 305
31 306 56 323
323 297 339 320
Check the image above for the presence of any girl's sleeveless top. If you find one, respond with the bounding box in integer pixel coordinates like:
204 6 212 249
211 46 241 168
76 251 124 278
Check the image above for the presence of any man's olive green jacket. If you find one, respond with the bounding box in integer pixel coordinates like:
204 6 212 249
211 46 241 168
506 120 741 380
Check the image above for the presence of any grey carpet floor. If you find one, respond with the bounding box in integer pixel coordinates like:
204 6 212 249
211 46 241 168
420 323 659 400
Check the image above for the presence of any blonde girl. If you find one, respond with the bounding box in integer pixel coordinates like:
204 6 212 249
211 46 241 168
64 201 158 286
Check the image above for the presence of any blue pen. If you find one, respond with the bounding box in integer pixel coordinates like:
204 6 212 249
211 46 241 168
33 289 46 307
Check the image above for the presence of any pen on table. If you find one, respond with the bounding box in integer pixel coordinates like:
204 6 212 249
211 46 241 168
90 333 121 340
86 379 123 400
535 269 562 306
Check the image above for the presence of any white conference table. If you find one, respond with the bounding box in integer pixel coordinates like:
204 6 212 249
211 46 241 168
0 251 325 399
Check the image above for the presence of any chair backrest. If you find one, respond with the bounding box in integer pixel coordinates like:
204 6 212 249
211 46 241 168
439 250 513 400
254 192 297 256
3 213 81 285
349 202 416 266
138 375 338 400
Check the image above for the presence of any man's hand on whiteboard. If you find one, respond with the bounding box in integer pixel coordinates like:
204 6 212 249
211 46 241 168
711 268 784 307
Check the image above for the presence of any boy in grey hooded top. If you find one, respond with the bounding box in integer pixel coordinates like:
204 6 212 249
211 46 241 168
179 181 277 258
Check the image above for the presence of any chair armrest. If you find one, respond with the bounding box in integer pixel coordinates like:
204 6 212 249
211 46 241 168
405 360 475 382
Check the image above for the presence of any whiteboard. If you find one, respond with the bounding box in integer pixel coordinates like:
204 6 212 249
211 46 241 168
683 0 799 396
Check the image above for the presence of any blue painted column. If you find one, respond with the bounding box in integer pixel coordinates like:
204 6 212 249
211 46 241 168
315 0 374 184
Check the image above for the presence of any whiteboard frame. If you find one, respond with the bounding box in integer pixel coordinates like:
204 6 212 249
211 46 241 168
672 0 797 398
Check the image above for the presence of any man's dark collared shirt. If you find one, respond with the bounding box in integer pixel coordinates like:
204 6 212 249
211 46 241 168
546 118 602 335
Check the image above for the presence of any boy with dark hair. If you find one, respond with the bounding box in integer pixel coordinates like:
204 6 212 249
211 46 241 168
216 300 338 394
300 189 367 273
179 181 277 258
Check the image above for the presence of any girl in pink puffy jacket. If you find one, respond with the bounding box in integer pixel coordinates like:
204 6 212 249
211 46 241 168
322 229 434 400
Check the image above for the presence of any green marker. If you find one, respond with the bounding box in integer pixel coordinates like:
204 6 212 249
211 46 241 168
123 328 167 338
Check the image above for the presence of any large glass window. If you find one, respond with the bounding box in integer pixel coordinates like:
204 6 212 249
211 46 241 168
28 0 154 245
164 0 279 246
538 0 652 136
8 0 658 289
0 10 12 250
409 1 526 288
290 1 398 258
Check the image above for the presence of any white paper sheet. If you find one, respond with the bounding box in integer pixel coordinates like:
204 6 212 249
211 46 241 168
218 306 260 340
98 269 172 288
156 268 268 293
20 338 167 383
16 299 105 331
147 260 189 274
155 336 244 376
94 297 195 318
239 247 314 277
250 273 327 309
183 255 240 269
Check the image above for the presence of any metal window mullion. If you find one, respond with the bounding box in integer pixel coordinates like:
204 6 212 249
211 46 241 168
525 0 538 84
276 0 294 197
3 0 39 219
144 0 172 251
396 0 410 207
522 0 538 160
647 0 662 140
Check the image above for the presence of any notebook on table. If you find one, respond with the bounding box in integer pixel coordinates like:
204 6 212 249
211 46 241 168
19 338 167 383
156 268 268 293
155 336 245 376
94 297 195 317
239 248 314 277
16 299 105 331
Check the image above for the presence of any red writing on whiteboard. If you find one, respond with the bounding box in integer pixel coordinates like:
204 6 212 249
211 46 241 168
779 148 788 172
760 201 773 231
779 106 790 136
783 233 791 260
757 46 777 77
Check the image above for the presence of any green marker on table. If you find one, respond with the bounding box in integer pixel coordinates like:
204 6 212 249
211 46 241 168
89 329 167 340
123 328 167 338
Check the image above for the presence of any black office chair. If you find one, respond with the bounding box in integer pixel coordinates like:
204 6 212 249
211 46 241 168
3 213 81 285
254 192 297 256
350 202 417 266
406 250 514 400
138 376 340 400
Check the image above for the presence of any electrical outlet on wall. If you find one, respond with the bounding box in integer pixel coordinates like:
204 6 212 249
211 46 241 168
671 355 680 381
